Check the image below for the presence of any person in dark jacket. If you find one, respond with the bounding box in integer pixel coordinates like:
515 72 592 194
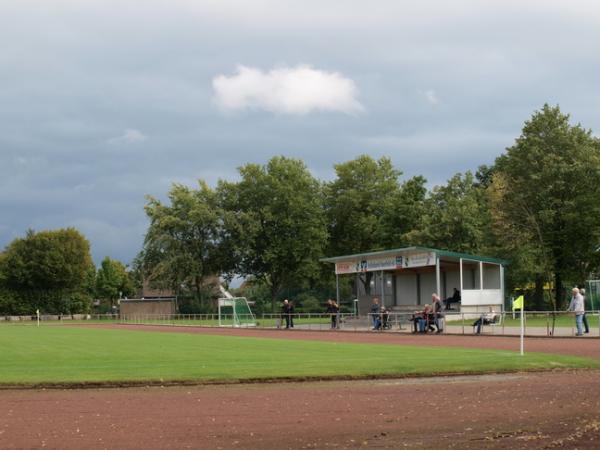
410 310 421 333
432 294 444 333
287 300 295 328
370 298 381 330
280 299 292 329
444 288 461 310
326 299 339 329
380 306 390 330
581 288 590 334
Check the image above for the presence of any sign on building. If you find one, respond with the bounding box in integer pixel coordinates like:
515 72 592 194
334 252 435 274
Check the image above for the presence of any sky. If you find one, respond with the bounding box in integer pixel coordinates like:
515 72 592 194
2 0 600 266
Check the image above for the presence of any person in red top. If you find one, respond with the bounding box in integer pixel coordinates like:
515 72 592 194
418 304 434 333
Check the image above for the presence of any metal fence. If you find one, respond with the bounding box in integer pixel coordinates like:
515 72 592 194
1 311 598 337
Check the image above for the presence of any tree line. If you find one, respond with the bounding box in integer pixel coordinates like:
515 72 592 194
2 104 600 314
0 229 136 315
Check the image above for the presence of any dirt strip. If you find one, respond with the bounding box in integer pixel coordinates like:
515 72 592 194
2 370 599 449
83 324 600 360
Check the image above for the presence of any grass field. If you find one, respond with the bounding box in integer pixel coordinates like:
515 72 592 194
1 326 598 386
447 314 600 328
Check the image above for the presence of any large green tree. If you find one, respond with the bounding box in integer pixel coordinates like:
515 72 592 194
408 172 491 254
378 175 428 248
325 155 401 256
141 181 235 304
489 104 600 308
95 257 134 309
219 156 327 310
0 228 94 313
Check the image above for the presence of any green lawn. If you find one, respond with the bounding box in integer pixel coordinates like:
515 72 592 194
0 326 597 386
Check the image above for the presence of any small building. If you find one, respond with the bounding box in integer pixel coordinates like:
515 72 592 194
120 298 177 316
120 279 177 317
321 247 506 315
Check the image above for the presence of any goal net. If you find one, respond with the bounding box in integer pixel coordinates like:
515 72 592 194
586 280 600 311
218 297 257 327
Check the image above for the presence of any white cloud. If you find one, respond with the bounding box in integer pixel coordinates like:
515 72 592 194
423 89 439 105
108 129 148 144
212 65 363 115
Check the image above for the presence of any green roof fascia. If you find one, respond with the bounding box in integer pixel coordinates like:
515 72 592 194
428 248 508 266
320 246 508 266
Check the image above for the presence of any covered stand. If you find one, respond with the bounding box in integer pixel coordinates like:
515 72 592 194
321 247 506 316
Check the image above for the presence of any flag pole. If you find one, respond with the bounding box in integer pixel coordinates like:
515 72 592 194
520 304 524 356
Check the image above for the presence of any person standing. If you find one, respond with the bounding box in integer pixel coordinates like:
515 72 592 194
580 288 590 334
370 298 381 330
326 299 339 329
568 287 585 336
432 293 444 333
288 300 295 328
281 299 290 329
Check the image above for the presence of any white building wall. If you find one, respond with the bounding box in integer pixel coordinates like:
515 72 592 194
444 270 461 299
483 264 501 289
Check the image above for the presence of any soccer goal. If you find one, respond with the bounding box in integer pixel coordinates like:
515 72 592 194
218 297 257 327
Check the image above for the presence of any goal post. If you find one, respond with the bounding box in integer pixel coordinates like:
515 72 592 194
218 297 257 327
586 280 599 311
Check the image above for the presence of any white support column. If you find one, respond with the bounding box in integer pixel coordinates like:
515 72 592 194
435 255 441 298
380 270 385 306
479 261 484 290
459 258 464 292
500 264 505 311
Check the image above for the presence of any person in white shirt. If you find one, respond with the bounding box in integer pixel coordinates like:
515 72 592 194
567 287 585 336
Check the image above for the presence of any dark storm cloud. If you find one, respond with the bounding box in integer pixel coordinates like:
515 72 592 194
1 0 600 264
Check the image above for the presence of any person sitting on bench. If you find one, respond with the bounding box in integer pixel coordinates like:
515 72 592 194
444 288 461 310
373 306 390 330
381 307 391 330
473 309 497 334
410 310 422 333
418 304 435 333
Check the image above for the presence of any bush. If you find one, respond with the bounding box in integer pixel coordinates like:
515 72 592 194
0 289 28 315
295 293 325 313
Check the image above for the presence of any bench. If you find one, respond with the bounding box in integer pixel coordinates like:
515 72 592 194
473 314 502 334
